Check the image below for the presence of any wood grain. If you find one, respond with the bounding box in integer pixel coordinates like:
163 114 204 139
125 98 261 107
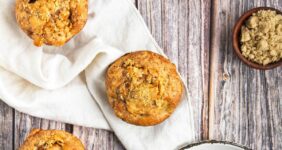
209 0 282 150
0 101 13 150
72 127 124 150
137 0 211 141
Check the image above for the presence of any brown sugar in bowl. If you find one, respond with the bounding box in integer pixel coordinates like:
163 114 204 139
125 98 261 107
232 7 282 70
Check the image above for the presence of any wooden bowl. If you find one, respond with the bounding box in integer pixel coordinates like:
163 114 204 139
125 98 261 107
232 7 282 70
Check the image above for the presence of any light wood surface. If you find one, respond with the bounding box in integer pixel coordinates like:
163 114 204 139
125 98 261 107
209 0 282 150
0 0 281 149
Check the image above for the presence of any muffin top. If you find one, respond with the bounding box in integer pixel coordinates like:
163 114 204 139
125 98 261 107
19 129 85 150
105 51 183 126
15 0 88 46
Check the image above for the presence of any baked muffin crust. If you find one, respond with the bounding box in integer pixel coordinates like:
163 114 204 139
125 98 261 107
106 51 183 126
19 129 85 150
15 0 88 46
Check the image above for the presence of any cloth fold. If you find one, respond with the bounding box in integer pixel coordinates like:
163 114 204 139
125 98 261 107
0 0 195 149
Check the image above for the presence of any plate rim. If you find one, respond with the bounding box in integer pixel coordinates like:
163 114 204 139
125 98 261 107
179 140 251 150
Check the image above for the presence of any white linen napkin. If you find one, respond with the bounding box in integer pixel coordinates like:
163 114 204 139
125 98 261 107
0 0 196 149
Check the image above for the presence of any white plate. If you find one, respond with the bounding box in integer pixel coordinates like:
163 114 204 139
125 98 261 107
181 141 249 150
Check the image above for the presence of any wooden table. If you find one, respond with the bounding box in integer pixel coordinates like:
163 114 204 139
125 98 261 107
0 0 281 149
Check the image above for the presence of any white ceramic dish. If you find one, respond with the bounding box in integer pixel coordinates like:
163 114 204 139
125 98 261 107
181 141 250 150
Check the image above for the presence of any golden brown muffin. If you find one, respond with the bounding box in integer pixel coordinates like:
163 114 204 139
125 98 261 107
15 0 88 46
19 129 85 150
105 51 183 126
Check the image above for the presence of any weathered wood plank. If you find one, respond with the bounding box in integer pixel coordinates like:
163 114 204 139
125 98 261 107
209 0 282 149
137 0 211 140
72 127 124 150
0 101 13 150
14 111 67 149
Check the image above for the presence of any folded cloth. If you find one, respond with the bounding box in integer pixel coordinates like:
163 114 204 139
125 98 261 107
0 0 196 149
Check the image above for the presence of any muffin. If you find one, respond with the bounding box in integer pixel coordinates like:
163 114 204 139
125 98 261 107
105 51 183 126
15 0 88 46
19 129 85 150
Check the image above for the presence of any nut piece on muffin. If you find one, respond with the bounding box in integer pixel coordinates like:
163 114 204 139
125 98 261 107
15 0 88 47
105 51 183 126
19 129 85 150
